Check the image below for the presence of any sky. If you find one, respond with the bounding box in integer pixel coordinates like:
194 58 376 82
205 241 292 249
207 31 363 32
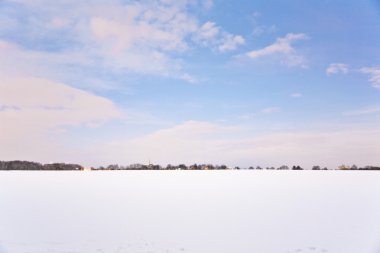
0 0 380 168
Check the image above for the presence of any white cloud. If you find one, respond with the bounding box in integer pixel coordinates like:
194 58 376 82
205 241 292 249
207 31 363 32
0 76 121 128
85 3 199 77
326 63 349 75
247 33 307 57
89 11 194 53
290 93 302 98
0 33 188 85
246 33 308 67
0 75 122 162
2 0 244 82
360 67 380 89
218 34 245 52
193 21 245 52
194 22 220 44
0 75 121 162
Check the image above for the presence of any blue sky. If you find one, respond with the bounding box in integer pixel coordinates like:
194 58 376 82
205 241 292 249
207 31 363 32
1 0 380 168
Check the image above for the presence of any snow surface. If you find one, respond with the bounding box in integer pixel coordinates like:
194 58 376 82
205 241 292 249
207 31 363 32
0 170 379 253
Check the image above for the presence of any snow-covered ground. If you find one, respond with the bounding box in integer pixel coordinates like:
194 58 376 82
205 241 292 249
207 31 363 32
0 171 379 253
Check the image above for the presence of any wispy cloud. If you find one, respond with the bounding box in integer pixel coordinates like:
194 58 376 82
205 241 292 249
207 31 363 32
250 11 276 37
218 33 245 52
246 33 308 67
252 25 277 37
290 93 302 98
360 67 380 89
326 63 349 75
194 21 220 44
179 73 198 83
83 3 199 78
1 0 243 83
344 106 380 116
238 107 280 120
237 114 253 120
193 21 245 52
261 107 280 114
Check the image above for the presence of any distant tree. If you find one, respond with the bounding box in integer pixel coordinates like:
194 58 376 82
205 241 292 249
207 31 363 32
360 166 380 170
200 164 208 170
207 164 215 170
166 164 174 170
127 164 144 170
351 164 358 170
106 164 119 170
277 165 289 170
189 164 198 170
312 166 321 170
219 165 227 170
178 164 187 170
0 161 43 170
44 163 83 170
149 164 161 170
292 165 303 170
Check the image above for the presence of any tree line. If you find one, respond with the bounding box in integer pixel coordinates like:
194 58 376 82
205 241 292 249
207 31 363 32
0 161 83 170
0 160 379 171
1 161 379 170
